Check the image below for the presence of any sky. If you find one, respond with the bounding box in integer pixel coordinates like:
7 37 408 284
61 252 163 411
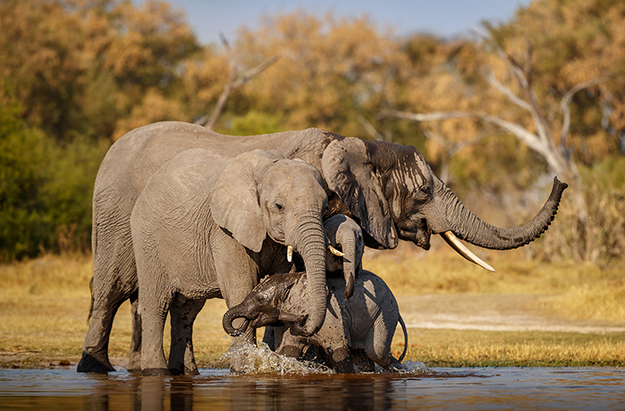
137 0 533 45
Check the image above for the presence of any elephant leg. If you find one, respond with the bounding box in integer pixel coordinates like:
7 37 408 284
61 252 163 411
168 297 206 375
262 325 286 351
326 345 356 374
139 281 172 375
127 291 141 372
261 326 275 350
78 233 137 373
77 282 129 372
351 348 375 372
275 329 304 359
364 316 397 371
212 240 259 372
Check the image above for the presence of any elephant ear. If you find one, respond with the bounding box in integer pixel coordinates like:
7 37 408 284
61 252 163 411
210 150 283 253
322 138 397 249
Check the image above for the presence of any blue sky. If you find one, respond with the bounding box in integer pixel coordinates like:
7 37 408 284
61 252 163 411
138 0 532 45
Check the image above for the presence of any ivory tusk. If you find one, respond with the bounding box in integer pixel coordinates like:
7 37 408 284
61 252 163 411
328 245 345 257
441 231 495 272
287 245 294 263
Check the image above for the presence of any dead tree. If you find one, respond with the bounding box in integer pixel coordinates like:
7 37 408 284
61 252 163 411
194 34 279 129
385 37 609 229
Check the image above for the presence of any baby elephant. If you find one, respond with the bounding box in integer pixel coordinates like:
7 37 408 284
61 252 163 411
223 270 407 373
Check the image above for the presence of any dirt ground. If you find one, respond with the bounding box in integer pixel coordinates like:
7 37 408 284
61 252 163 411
396 294 625 334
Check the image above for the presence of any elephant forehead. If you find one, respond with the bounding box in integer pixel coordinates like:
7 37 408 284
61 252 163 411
388 152 429 192
267 161 322 182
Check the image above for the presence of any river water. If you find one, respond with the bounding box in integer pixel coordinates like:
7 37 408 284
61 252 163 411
1 365 623 410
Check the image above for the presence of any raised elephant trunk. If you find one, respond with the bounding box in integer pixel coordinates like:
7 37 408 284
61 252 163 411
290 218 327 337
434 177 568 251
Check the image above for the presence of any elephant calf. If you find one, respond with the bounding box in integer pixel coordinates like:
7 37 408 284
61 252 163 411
223 269 407 373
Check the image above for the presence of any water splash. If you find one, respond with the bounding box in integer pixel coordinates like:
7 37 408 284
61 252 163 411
222 343 334 375
398 360 431 374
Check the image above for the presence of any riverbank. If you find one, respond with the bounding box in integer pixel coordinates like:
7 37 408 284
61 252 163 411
0 251 623 369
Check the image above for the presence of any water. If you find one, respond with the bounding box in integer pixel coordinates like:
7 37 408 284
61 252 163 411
1 366 623 410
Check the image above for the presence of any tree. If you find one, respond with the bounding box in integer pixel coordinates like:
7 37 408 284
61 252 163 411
384 0 625 261
222 11 419 141
0 0 200 142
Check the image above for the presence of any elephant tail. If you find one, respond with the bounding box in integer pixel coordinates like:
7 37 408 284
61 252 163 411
87 276 94 325
398 315 408 363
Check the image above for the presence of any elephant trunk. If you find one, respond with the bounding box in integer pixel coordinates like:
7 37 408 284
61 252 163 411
335 227 357 300
289 217 327 337
222 306 252 337
435 177 567 250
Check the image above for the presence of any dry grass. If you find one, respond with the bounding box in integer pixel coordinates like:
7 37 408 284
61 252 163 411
364 239 625 323
393 329 625 368
1 251 623 369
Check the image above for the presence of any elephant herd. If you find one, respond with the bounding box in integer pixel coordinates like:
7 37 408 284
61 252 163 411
77 121 567 375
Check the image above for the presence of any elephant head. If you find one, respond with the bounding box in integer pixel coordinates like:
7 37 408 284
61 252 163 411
322 138 567 270
324 215 364 299
210 150 328 336
223 273 304 337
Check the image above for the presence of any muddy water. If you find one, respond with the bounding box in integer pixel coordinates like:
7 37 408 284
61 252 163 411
1 366 623 410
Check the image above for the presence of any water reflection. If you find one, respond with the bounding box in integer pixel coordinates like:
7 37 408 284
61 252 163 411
0 367 623 410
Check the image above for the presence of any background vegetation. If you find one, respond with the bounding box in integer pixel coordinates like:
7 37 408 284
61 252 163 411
1 0 623 264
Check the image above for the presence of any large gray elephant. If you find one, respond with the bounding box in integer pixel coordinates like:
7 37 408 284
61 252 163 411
78 122 566 372
223 270 407 373
129 148 328 375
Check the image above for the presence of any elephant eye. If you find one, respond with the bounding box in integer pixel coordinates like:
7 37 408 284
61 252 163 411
256 293 269 304
413 186 431 201
274 201 285 212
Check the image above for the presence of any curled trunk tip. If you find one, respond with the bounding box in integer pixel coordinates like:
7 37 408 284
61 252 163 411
445 176 568 250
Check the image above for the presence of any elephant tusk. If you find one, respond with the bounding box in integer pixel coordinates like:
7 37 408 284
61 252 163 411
287 245 294 263
328 245 345 257
441 231 496 272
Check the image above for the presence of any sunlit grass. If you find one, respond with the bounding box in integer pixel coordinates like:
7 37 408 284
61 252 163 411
363 240 625 323
1 251 623 369
393 329 625 368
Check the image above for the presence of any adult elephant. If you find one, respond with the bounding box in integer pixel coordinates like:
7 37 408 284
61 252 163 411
78 121 566 372
130 148 329 375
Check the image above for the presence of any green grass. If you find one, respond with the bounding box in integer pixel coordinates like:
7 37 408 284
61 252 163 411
0 251 623 369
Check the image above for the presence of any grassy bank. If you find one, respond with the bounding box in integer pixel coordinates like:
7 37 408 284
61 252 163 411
0 251 623 369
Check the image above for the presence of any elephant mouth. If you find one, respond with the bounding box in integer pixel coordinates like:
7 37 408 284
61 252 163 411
397 226 431 250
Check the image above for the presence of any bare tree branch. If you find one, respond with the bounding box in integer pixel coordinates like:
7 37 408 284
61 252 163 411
232 56 281 89
357 115 386 141
485 73 533 113
560 76 610 148
384 109 565 174
195 34 280 129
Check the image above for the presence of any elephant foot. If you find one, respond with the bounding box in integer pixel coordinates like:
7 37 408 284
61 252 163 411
77 353 115 373
142 368 172 376
329 347 356 374
383 358 405 373
167 365 199 376
185 366 200 376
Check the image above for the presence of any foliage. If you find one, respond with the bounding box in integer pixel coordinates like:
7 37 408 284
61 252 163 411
0 96 52 261
0 91 109 261
536 157 625 262
0 0 623 261
0 0 200 142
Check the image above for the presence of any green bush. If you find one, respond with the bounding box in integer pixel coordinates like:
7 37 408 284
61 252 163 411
0 93 109 261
